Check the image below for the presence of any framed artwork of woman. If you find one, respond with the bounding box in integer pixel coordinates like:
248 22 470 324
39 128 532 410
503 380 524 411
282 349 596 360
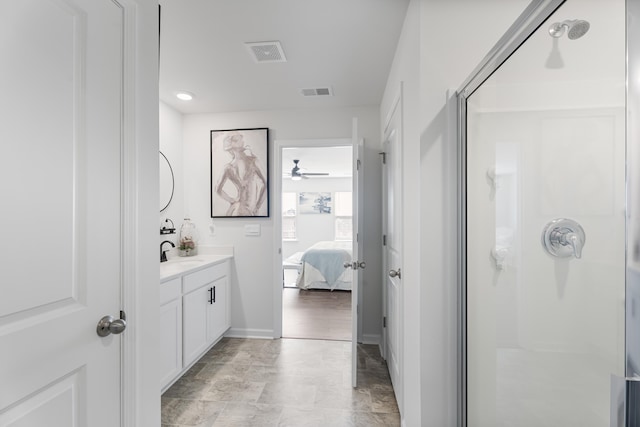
210 128 269 218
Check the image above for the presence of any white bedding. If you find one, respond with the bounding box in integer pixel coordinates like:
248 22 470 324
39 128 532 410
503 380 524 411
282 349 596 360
296 241 353 291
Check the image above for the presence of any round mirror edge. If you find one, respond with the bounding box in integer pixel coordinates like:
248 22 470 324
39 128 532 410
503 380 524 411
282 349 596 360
160 150 175 213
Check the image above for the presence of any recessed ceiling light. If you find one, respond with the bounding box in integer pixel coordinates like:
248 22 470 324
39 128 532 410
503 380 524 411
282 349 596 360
176 91 194 101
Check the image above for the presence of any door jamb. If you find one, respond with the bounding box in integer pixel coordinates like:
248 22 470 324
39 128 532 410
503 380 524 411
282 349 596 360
120 0 160 425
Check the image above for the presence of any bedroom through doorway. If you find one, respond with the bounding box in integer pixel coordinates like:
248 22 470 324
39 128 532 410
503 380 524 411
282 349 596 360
280 144 353 341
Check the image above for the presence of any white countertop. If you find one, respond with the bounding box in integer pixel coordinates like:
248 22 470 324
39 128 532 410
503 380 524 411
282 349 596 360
160 253 232 282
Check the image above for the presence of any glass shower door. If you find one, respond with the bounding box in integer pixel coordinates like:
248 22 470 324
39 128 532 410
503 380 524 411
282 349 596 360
463 0 626 425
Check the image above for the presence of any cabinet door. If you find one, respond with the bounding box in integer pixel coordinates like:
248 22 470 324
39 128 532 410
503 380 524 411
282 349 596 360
159 298 182 390
182 286 209 367
206 276 228 343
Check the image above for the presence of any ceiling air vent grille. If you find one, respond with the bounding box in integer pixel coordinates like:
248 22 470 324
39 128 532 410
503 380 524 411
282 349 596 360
299 87 334 97
245 41 287 63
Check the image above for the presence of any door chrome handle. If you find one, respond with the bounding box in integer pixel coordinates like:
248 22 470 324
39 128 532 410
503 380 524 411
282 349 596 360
389 268 401 279
344 261 366 269
96 314 127 337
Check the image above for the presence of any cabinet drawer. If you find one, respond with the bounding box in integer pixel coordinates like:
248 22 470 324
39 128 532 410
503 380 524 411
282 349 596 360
183 261 228 294
160 277 181 305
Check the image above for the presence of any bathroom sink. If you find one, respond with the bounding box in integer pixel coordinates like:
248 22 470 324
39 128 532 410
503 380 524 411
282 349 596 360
160 254 232 281
172 259 206 267
165 257 206 265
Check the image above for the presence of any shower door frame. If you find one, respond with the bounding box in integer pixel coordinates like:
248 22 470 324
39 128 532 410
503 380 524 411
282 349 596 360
456 0 640 425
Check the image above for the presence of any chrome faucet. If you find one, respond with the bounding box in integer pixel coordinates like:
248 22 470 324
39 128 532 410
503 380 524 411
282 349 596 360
160 240 175 263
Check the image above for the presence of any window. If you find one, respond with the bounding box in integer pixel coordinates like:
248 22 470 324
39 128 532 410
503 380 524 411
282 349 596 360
334 191 352 241
282 192 297 240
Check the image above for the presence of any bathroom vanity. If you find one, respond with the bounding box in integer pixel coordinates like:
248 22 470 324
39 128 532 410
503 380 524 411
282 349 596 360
159 254 232 392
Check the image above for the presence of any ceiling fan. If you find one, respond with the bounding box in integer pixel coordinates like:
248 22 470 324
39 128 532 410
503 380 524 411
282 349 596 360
288 159 329 180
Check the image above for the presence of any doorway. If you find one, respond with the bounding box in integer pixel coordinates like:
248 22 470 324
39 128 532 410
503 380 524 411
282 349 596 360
278 144 354 341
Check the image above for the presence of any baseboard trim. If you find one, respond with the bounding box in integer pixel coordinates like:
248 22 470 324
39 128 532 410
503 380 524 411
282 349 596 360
362 334 381 345
225 328 274 339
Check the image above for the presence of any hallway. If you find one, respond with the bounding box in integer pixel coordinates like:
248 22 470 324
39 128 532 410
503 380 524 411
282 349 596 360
161 338 399 426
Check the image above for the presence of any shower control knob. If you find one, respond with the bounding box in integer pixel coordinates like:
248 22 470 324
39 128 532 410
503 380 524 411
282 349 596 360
541 218 586 259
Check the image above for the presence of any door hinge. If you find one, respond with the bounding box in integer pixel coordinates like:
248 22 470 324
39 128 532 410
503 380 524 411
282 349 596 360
120 310 126 321
383 316 386 328
357 159 361 170
356 233 359 243
383 235 387 246
379 152 387 164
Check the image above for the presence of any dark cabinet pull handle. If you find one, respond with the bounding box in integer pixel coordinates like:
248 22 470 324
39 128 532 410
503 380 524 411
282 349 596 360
208 287 213 304
213 286 216 303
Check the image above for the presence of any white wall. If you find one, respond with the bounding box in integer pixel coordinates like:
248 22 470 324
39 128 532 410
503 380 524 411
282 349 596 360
159 101 184 250
418 1 531 424
179 106 383 340
282 177 352 259
380 0 530 425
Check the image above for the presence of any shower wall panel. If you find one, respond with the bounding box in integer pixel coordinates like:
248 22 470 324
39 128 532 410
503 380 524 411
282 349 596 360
464 0 625 424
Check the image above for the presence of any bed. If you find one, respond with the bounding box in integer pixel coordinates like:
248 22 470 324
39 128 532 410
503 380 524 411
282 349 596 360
294 241 353 291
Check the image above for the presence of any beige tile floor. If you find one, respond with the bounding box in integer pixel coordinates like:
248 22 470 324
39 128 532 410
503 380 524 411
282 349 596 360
161 338 400 426
282 288 352 341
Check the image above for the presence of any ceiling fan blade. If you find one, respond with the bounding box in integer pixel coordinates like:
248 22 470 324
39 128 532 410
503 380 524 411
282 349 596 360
300 172 329 176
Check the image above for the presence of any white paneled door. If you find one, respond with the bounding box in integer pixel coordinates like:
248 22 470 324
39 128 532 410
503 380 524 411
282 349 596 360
383 94 403 411
351 119 365 387
0 0 124 425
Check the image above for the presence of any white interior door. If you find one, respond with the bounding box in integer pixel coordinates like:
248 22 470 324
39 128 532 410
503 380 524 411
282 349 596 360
351 118 363 387
383 96 403 408
0 0 124 425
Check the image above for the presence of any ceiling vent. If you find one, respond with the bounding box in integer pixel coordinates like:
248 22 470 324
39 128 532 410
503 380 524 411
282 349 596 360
245 41 287 63
299 87 334 97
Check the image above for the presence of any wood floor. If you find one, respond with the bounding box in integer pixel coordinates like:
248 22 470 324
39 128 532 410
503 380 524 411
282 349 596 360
161 338 400 426
281 288 352 341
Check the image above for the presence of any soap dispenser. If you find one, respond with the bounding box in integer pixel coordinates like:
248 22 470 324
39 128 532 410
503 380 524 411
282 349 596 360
178 218 199 257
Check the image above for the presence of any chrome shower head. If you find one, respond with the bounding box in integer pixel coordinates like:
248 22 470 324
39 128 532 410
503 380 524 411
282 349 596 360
566 19 590 39
548 19 590 40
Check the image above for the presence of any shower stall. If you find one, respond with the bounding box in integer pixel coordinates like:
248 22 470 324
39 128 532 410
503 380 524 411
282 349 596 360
457 0 640 425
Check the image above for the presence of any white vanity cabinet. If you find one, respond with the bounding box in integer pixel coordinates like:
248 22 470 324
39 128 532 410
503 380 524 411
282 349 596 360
182 261 229 367
160 256 231 392
159 277 182 388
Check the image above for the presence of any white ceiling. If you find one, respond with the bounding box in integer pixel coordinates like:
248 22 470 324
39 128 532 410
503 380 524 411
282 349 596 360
158 0 410 114
282 146 352 178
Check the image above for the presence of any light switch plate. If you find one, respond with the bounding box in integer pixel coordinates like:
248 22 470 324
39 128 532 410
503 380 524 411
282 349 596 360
245 224 260 236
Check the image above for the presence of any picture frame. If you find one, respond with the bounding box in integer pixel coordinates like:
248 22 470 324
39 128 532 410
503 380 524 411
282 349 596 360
210 128 269 218
299 192 332 214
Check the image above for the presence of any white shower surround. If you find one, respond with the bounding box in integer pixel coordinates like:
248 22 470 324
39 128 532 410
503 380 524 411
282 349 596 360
464 0 626 424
